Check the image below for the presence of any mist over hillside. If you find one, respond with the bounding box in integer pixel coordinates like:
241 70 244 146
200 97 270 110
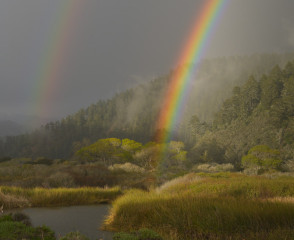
2 0 294 123
1 53 294 159
0 114 57 138
0 120 24 137
181 53 294 122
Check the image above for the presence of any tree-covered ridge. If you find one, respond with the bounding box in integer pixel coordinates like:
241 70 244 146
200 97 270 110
215 61 294 129
1 53 294 159
1 75 168 158
214 62 294 126
192 60 294 171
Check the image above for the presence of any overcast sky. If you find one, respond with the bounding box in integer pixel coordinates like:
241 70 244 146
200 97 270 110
0 0 294 122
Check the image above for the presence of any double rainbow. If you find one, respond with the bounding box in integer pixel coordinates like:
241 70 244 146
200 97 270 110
156 0 228 151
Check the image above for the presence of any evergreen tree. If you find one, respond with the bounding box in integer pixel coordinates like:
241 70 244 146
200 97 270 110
260 66 283 109
239 76 260 118
282 76 294 116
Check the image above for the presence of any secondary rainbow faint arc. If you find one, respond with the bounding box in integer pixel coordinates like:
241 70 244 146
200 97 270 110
156 0 228 147
32 0 82 124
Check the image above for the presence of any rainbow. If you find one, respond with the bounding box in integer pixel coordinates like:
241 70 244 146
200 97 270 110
156 0 228 152
31 0 82 125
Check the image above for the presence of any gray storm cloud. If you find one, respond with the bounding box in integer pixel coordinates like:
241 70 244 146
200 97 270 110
0 0 294 123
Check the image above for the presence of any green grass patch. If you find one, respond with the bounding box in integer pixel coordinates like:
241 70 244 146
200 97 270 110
104 173 294 240
0 215 55 240
0 186 122 208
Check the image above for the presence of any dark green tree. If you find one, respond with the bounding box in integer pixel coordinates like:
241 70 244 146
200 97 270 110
190 139 226 164
239 76 260 118
188 115 208 140
260 66 283 109
282 76 294 116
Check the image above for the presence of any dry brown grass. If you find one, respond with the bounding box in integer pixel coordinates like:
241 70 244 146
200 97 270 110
0 190 30 209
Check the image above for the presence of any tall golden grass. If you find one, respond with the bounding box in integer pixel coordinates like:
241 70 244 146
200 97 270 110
103 173 294 240
0 186 122 208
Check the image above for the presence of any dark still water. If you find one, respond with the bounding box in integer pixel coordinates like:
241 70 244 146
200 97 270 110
10 205 114 240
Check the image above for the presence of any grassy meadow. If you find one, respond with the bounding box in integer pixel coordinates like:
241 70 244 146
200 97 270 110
0 186 122 209
103 173 294 240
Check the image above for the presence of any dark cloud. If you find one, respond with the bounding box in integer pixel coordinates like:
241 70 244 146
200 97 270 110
0 0 293 121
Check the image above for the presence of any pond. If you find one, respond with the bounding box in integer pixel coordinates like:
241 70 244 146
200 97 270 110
8 205 114 240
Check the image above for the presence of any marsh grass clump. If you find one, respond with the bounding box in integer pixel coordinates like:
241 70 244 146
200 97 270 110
104 173 294 240
0 186 122 208
157 172 294 198
105 194 294 239
0 190 30 209
28 187 122 206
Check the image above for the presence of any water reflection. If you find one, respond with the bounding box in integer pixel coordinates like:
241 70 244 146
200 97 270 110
10 205 113 240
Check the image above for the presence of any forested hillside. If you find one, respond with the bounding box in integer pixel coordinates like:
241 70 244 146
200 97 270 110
1 53 294 159
190 61 294 173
